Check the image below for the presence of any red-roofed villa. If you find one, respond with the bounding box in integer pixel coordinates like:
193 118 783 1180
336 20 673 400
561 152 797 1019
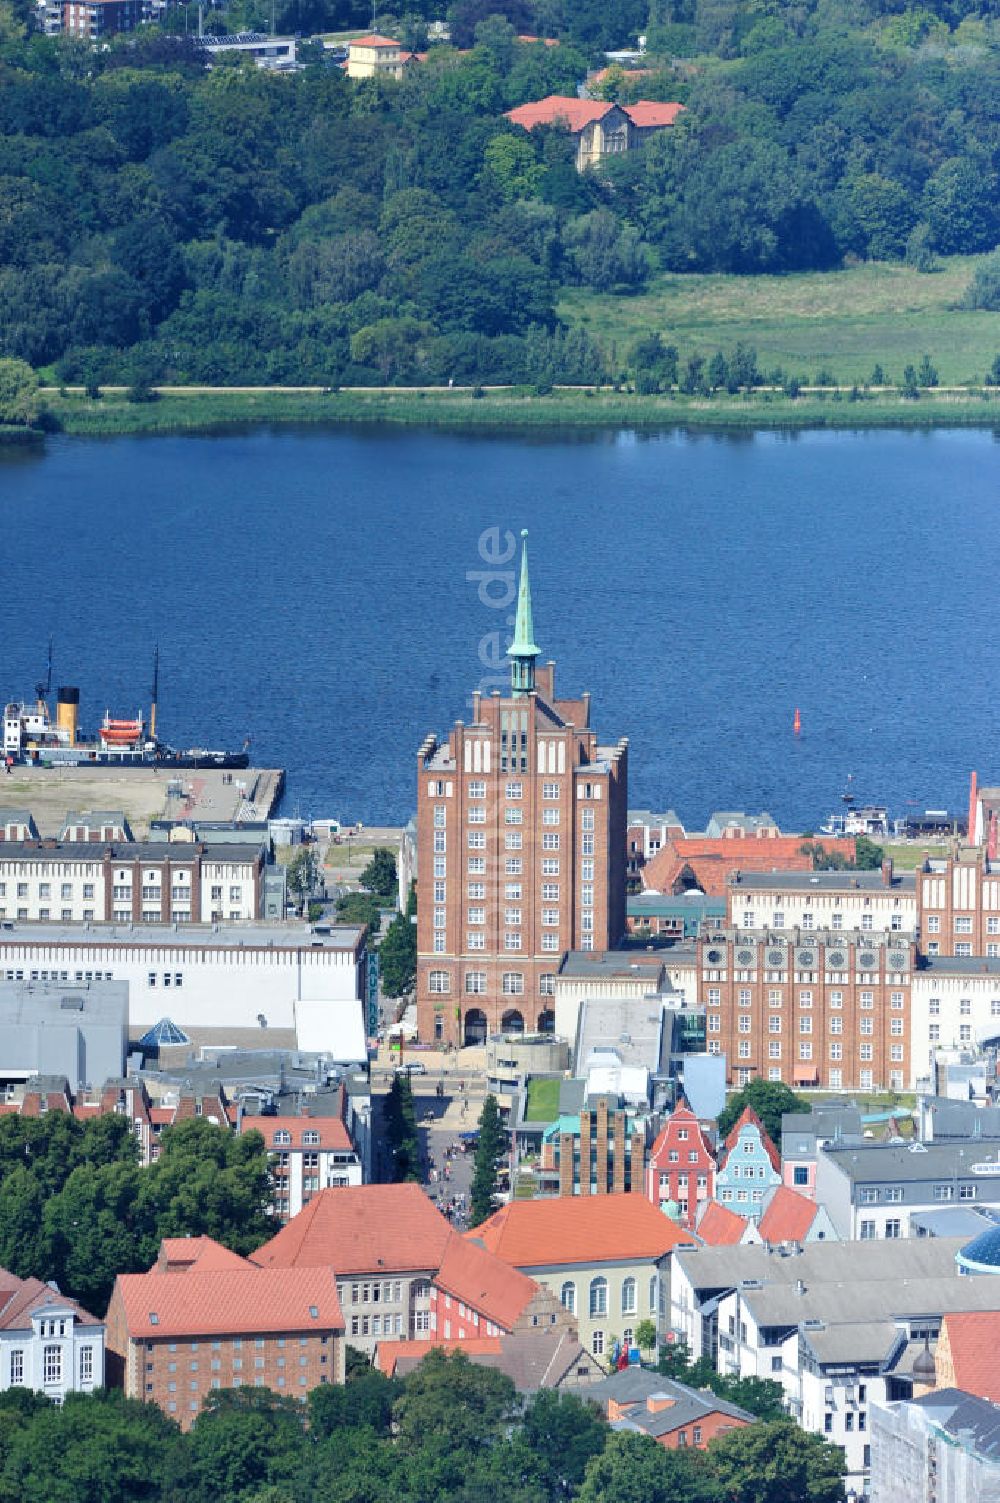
505 95 684 171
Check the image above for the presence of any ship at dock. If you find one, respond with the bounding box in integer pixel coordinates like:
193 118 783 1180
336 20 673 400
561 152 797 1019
2 646 250 771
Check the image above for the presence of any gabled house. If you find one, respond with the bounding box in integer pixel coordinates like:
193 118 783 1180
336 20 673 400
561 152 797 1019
585 1365 754 1450
757 1185 838 1247
0 1268 103 1398
505 95 683 172
646 1103 716 1228
695 1200 757 1247
715 1107 781 1222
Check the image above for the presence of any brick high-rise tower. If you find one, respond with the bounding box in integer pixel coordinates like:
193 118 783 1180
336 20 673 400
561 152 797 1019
416 532 628 1047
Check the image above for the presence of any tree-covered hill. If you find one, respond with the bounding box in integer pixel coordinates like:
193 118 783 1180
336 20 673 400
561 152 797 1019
0 0 998 390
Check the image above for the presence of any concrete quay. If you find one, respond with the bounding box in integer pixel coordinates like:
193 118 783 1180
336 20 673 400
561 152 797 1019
0 765 285 838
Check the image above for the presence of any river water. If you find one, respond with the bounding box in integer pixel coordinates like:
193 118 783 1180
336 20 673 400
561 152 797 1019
2 425 997 829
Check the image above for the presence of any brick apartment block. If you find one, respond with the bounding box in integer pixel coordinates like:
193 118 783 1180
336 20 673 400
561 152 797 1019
416 533 627 1046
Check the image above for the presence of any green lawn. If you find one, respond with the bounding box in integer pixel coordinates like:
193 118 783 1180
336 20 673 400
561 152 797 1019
559 256 1000 386
524 1077 561 1122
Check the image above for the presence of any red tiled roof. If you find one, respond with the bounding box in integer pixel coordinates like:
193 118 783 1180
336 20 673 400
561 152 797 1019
758 1187 819 1246
158 1236 250 1273
516 33 559 45
590 66 651 86
696 1201 749 1247
252 1184 452 1275
434 1232 538 1330
239 1115 351 1152
149 1107 173 1126
939 1312 1000 1403
350 33 399 47
624 100 685 128
506 95 614 133
115 1264 344 1339
723 1107 781 1174
376 1335 501 1375
0 1269 101 1330
470 1194 693 1269
641 835 855 896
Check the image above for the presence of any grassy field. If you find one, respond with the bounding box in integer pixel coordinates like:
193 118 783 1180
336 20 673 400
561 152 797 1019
559 257 1000 386
41 382 1000 438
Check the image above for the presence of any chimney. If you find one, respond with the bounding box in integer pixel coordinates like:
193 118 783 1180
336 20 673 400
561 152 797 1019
646 1394 677 1414
881 857 894 887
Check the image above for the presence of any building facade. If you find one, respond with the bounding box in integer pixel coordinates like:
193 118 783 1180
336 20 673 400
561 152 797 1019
242 1113 363 1224
916 854 1000 958
714 1107 781 1222
726 864 916 936
646 1103 716 1227
416 534 627 1045
0 1271 104 1400
106 1238 345 1428
0 840 263 924
539 1095 646 1197
697 928 915 1092
0 921 366 1058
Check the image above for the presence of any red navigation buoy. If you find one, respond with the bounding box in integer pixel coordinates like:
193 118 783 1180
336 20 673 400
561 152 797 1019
793 707 801 735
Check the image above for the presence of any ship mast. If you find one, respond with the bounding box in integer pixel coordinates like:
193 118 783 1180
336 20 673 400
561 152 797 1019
35 637 52 713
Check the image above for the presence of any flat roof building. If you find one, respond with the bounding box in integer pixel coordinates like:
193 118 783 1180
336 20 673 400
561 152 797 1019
0 980 127 1092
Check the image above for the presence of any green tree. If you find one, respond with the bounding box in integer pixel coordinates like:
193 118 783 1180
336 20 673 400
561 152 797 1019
379 913 416 998
184 1389 305 1503
710 1373 787 1421
309 1368 398 1437
705 1419 845 1503
0 1390 182 1503
0 357 40 426
634 1318 657 1354
393 1348 517 1453
522 1390 607 1500
483 133 543 203
917 353 939 388
962 253 1000 312
360 847 397 899
384 1073 420 1181
578 1430 713 1503
286 847 320 908
717 1080 808 1145
854 835 884 870
469 1093 505 1227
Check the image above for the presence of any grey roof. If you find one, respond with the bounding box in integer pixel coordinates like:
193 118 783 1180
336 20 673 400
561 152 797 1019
0 980 128 1026
0 810 36 825
743 1272 1000 1333
576 996 669 1075
589 1367 753 1433
627 810 683 826
920 956 1000 978
0 921 364 952
674 1235 973 1296
922 1099 1000 1139
559 952 664 982
822 1141 1000 1184
59 810 130 825
910 1207 1000 1239
908 1389 1000 1458
558 1078 587 1114
0 840 262 862
728 869 915 893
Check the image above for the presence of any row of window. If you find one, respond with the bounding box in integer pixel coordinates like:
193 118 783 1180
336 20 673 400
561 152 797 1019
925 915 1000 933
9 1345 93 1385
466 782 561 800
559 1274 658 1319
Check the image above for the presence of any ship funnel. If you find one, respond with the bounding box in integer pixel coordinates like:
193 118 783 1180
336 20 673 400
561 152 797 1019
56 686 79 746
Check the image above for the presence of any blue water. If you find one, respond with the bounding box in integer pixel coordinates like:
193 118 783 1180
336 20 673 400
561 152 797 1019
1 425 998 829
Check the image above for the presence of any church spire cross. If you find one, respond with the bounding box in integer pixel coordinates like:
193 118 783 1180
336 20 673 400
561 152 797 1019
508 529 540 694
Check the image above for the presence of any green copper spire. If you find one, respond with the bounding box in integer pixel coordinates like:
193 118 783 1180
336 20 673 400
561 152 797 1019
508 528 540 695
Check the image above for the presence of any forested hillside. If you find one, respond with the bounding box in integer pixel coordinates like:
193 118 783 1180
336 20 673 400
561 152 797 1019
0 0 998 388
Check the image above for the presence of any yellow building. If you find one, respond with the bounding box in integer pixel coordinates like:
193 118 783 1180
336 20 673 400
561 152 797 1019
469 1193 694 1361
346 33 405 79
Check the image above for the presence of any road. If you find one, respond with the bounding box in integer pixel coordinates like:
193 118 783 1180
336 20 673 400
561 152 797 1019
370 1070 483 1228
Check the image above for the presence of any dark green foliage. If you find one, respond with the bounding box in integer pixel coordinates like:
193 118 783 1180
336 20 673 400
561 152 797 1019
717 1080 808 1145
0 1111 271 1313
854 835 884 870
470 1092 506 1227
379 912 417 998
384 1073 421 1181
360 847 397 899
962 253 1000 312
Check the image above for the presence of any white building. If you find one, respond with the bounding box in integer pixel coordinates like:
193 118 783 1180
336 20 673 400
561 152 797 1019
670 1237 1000 1495
554 952 666 1042
0 841 263 924
872 1389 1000 1503
726 867 916 936
0 1271 104 1399
237 1111 363 1223
911 958 1000 1089
0 921 366 1058
815 1140 1000 1241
